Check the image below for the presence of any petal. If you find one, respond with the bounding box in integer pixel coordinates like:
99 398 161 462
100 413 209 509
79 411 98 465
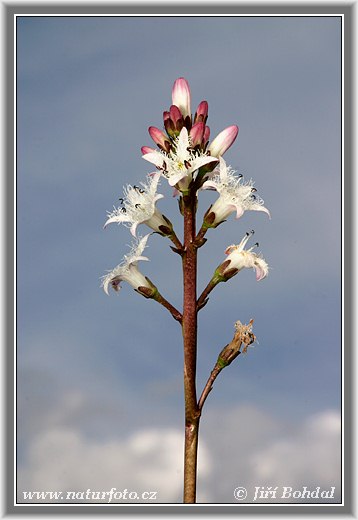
130 222 139 237
103 213 128 228
141 146 156 155
191 154 218 172
218 156 228 181
153 193 164 203
168 170 189 187
235 205 245 219
252 205 271 218
103 275 121 295
136 234 151 256
142 151 165 168
254 258 269 281
135 255 150 262
201 180 218 191
176 127 190 158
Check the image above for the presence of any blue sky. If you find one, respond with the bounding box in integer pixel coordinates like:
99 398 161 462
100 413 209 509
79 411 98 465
17 16 341 504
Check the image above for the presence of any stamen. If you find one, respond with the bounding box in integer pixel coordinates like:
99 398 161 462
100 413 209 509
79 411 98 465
121 207 126 213
118 198 124 204
135 204 141 208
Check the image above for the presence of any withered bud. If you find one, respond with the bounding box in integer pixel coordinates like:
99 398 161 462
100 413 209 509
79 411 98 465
217 319 256 367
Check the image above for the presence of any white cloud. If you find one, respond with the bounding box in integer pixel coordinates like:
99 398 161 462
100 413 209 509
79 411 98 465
18 391 211 504
200 406 341 503
18 393 341 505
251 410 341 495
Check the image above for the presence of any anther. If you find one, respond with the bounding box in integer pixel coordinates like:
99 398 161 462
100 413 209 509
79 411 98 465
135 204 141 208
121 207 126 213
118 198 124 204
251 187 257 192
184 160 192 169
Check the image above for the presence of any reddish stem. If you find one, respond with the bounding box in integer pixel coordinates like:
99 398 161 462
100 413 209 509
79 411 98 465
182 193 201 503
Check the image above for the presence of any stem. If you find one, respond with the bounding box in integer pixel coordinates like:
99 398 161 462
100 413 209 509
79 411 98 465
154 292 182 323
195 223 208 245
197 278 219 311
169 231 184 252
182 192 201 503
198 364 223 410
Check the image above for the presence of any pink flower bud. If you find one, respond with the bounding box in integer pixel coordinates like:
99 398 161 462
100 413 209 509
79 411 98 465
189 122 205 147
208 125 239 157
169 104 183 125
172 77 191 118
194 100 208 124
148 126 170 151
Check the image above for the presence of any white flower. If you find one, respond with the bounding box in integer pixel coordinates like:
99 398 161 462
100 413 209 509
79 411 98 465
142 127 217 192
101 235 153 295
104 173 170 237
202 157 270 226
223 231 269 281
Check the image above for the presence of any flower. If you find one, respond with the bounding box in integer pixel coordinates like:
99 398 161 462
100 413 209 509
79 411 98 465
142 127 217 192
202 157 270 227
104 173 172 237
101 234 155 295
221 231 269 281
208 125 239 157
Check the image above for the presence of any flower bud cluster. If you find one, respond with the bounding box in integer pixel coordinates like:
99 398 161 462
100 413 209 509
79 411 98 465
141 78 239 192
